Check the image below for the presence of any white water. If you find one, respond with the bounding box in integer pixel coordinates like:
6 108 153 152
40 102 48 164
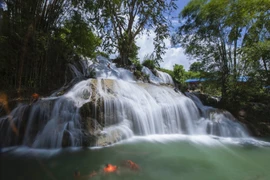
0 56 250 148
0 97 83 148
64 56 249 144
142 66 174 85
76 78 249 144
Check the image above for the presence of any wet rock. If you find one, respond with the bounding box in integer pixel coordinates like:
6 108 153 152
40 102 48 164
236 102 270 137
192 92 220 107
62 130 72 148
96 129 122 147
81 131 97 147
79 117 104 147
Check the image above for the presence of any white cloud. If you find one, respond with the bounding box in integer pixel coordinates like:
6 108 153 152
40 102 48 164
136 30 156 60
160 47 190 70
136 30 190 70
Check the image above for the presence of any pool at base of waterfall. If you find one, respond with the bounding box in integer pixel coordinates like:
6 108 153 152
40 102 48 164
1 135 270 180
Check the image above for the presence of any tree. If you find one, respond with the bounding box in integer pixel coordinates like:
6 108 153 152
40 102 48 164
0 0 100 95
174 0 270 103
60 12 101 58
88 0 177 65
189 62 203 72
173 64 186 84
240 0 270 85
175 0 229 100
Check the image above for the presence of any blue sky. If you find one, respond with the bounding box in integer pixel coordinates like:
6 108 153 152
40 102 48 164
171 0 190 30
136 0 191 70
172 0 191 20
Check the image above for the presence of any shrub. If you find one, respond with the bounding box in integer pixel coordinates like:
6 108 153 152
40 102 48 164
131 59 143 71
142 59 156 70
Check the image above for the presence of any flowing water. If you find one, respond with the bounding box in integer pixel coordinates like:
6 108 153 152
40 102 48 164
1 56 270 179
0 57 250 148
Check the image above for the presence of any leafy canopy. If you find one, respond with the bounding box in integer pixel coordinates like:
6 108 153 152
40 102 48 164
174 0 270 100
86 0 177 65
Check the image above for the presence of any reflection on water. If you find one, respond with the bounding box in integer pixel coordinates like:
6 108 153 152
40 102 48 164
1 135 270 180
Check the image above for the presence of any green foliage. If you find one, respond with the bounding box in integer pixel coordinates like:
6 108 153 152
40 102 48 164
142 59 156 70
60 12 101 58
201 72 222 97
202 84 221 97
241 41 270 85
158 65 204 92
189 62 204 72
131 59 143 71
224 75 270 114
185 71 200 79
142 54 158 70
89 0 177 65
173 64 186 84
175 0 270 104
133 70 142 79
0 0 100 94
133 69 149 82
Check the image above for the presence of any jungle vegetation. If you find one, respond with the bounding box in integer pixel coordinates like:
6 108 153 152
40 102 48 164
0 0 176 96
0 0 269 111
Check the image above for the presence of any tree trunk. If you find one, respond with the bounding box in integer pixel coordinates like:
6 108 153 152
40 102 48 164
18 25 34 97
262 57 270 84
233 36 237 79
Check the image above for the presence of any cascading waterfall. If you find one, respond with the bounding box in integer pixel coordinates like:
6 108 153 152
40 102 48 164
185 93 248 137
0 97 83 148
142 67 174 85
86 78 249 145
0 56 249 148
31 98 82 148
98 79 200 135
155 69 174 85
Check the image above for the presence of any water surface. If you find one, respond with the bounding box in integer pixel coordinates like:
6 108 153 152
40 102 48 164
1 135 270 180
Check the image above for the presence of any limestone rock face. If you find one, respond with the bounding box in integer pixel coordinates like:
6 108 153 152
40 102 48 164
79 79 121 146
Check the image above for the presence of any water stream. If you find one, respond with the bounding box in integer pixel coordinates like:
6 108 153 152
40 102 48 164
1 56 270 179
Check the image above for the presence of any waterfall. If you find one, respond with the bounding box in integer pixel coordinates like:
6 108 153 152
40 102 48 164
0 56 249 148
83 79 249 144
31 98 82 148
156 69 174 85
0 97 82 148
185 93 249 137
98 79 199 135
142 67 174 85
